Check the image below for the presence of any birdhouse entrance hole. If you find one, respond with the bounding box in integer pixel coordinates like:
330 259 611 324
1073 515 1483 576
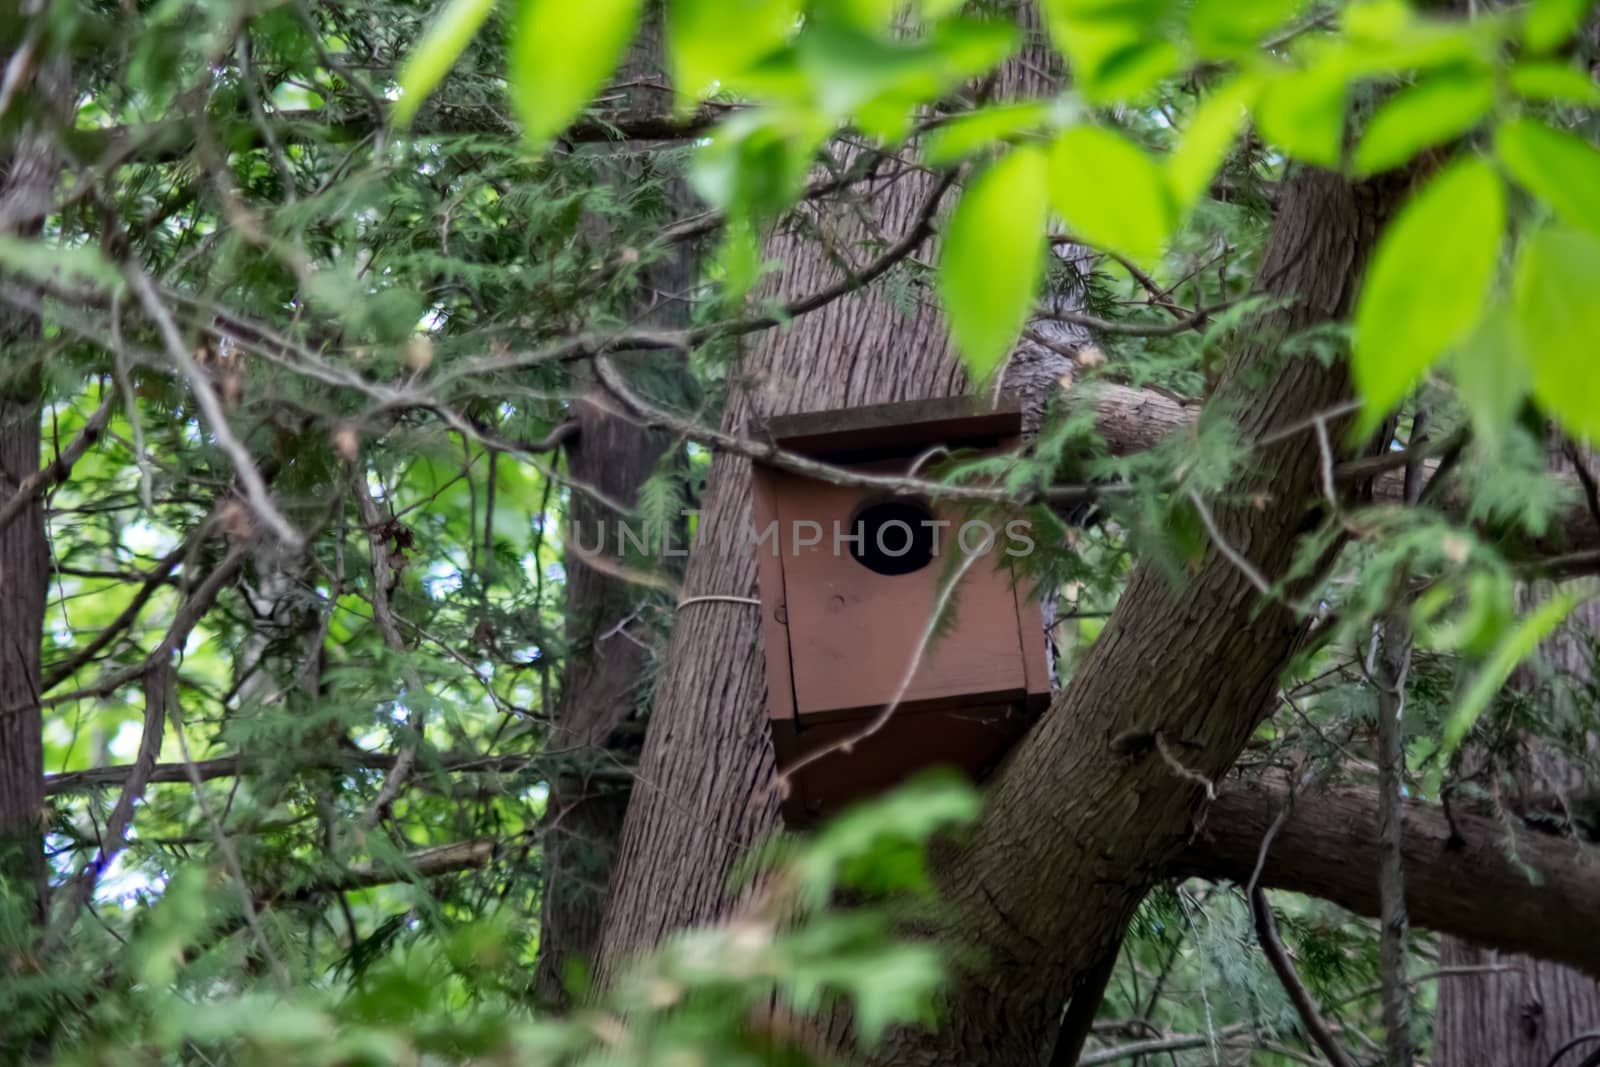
847 497 937 576
749 396 1053 825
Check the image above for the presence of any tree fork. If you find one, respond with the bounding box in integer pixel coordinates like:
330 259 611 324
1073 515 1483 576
868 166 1403 1065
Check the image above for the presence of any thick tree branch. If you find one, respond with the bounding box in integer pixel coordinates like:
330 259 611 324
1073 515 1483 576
1176 776 1600 978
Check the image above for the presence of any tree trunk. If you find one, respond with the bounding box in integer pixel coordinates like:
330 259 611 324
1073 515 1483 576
1434 508 1600 1067
532 393 669 1005
595 26 1413 1062
0 320 47 905
0 38 62 912
533 18 691 1002
594 159 971 975
866 164 1402 1067
1177 777 1600 979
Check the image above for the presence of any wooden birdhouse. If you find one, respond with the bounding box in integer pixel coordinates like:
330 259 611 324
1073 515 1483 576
750 396 1052 824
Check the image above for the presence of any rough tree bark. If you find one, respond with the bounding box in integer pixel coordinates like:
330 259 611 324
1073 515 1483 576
1178 777 1600 980
593 24 1422 1067
594 160 971 975
532 19 691 1003
1434 540 1600 1067
0 32 62 911
531 394 668 1005
863 164 1404 1067
0 282 48 907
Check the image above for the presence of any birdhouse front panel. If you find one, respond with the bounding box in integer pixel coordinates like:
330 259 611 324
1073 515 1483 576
748 396 1053 824
766 466 1032 719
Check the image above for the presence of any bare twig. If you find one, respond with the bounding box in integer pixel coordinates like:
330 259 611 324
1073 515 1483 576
351 471 425 830
1372 613 1415 1067
41 662 173 950
1188 489 1273 596
1251 884 1360 1067
125 268 302 549
0 382 117 534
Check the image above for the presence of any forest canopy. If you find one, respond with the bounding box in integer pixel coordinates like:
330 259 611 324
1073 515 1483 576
1 0 1599 1064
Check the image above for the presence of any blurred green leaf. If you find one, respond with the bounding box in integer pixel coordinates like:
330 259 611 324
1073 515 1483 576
392 0 497 127
0 236 125 294
1495 119 1600 237
817 0 898 30
1255 64 1347 168
1523 0 1590 52
669 0 799 101
793 18 1018 129
1450 309 1529 448
1508 60 1600 105
1414 568 1513 657
938 146 1049 380
798 772 980 904
1444 589 1585 754
1513 227 1600 440
1353 158 1504 432
1167 75 1258 214
1049 124 1174 265
1189 0 1305 57
1353 69 1493 176
924 101 1051 166
508 0 642 147
1041 0 1179 103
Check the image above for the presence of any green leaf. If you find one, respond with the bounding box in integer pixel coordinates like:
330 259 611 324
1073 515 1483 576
1189 0 1305 57
669 0 799 101
1508 61 1600 105
938 146 1050 380
1254 65 1347 168
1450 309 1529 448
1513 227 1600 440
794 19 1018 129
392 0 498 127
1495 119 1600 237
508 0 641 148
1444 589 1585 754
1353 158 1504 432
1040 0 1179 103
1049 124 1174 266
817 0 897 30
798 772 981 904
1524 0 1589 52
1166 75 1258 214
924 101 1051 166
1353 70 1494 176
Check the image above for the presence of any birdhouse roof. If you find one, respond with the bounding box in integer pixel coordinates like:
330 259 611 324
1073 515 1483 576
762 395 1022 460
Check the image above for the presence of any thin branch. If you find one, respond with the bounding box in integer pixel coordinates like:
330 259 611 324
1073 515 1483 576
125 268 302 549
41 663 173 951
29 540 250 713
351 471 424 830
594 354 1104 507
1372 614 1416 1067
0 382 117 534
42 541 189 690
45 750 634 796
1188 488 1273 596
1251 884 1360 1067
